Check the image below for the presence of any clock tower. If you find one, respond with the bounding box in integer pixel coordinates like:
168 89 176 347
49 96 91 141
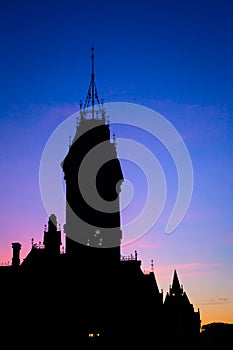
62 47 124 268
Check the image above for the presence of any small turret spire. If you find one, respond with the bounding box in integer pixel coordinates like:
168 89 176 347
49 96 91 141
171 269 182 294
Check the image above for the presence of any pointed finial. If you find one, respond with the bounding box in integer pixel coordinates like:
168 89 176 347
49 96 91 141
79 99 82 110
151 259 154 272
113 132 116 144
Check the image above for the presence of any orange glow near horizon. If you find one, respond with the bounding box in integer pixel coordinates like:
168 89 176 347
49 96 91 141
200 303 233 326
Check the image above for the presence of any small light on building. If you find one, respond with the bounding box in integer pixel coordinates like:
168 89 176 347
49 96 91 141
89 333 94 338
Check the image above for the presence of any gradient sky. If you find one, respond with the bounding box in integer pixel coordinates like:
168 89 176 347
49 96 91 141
1 0 233 325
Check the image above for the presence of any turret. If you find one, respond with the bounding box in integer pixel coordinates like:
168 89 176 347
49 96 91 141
163 269 201 350
43 214 61 256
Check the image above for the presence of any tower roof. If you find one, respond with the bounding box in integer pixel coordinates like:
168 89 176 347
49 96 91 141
171 269 181 293
164 269 192 305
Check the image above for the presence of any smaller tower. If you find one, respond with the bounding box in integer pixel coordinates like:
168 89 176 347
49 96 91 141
43 214 62 256
163 269 201 350
11 242 22 267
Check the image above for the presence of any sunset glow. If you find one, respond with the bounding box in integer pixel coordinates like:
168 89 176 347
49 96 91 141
1 0 233 327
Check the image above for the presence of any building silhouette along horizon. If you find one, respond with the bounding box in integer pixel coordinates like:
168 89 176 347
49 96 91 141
0 47 202 349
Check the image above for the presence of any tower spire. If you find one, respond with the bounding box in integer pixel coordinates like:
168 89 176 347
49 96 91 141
170 269 183 295
82 45 102 119
91 45 95 119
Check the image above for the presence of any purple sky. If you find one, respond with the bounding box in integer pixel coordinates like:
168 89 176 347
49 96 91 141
0 0 233 325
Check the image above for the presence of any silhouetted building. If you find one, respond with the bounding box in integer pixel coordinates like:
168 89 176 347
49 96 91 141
0 47 201 349
201 322 233 350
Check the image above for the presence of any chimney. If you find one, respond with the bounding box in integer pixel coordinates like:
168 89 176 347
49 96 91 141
11 242 22 267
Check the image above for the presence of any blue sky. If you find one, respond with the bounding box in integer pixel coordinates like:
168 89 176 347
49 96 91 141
0 0 233 324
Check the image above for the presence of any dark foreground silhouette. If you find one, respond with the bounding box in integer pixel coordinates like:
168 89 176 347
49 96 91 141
0 47 213 349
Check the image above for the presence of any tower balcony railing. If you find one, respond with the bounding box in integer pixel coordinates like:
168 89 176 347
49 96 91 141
120 251 138 261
